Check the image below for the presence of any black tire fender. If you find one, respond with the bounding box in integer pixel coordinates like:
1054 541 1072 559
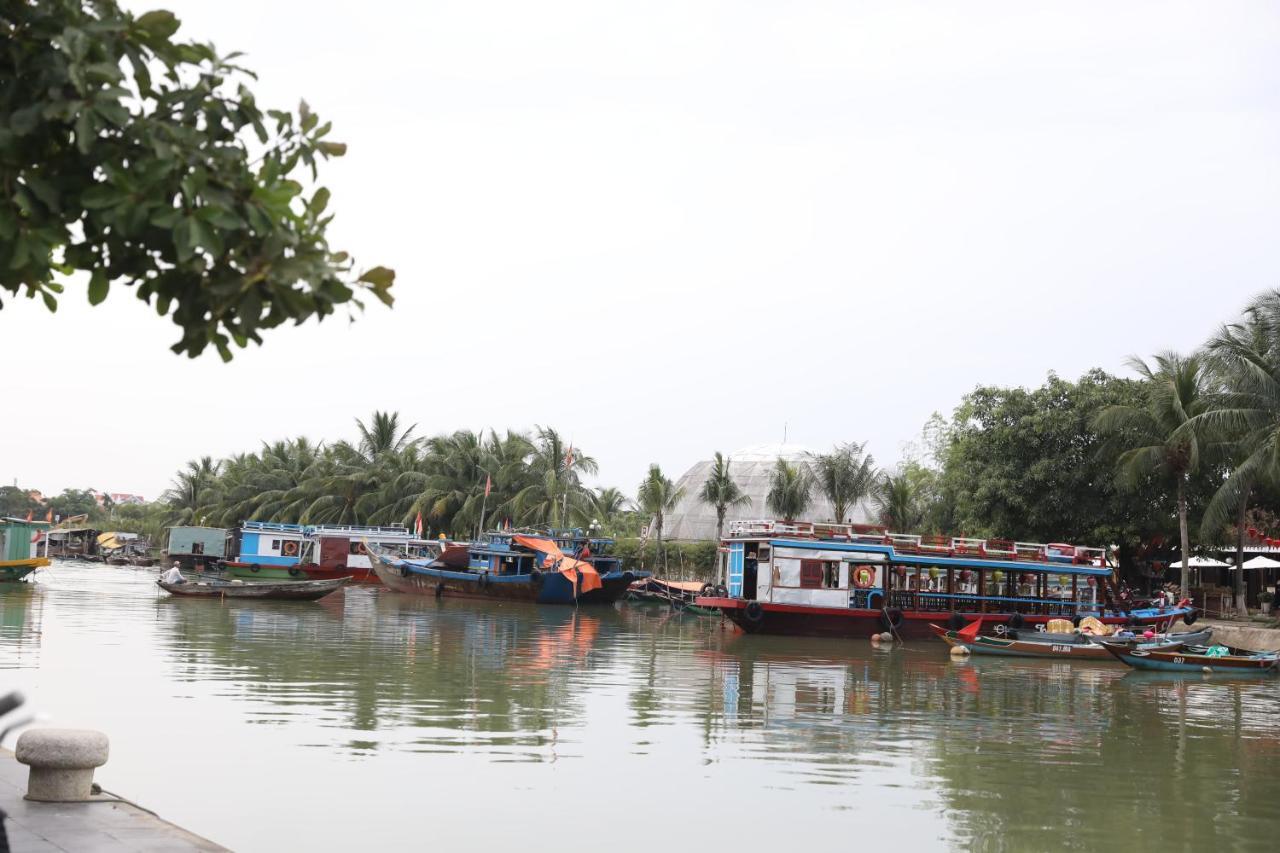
879 608 904 632
743 601 765 623
434 582 445 598
249 564 260 573
700 583 716 597
947 612 966 631
288 567 302 578
1183 608 1198 626
1008 612 1026 630
400 565 411 578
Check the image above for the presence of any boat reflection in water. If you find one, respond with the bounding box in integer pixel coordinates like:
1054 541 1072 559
5 565 1277 852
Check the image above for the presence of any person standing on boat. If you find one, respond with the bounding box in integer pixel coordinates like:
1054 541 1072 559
161 562 186 585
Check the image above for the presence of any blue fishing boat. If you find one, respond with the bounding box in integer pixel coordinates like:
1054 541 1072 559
368 529 643 605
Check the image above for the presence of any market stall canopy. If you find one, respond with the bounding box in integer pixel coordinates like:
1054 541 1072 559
1169 556 1231 569
1242 555 1280 570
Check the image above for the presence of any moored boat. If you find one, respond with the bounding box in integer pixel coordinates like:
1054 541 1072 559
1 517 51 582
930 622 1213 661
223 521 436 583
156 576 348 600
369 530 642 605
695 520 1197 640
628 577 722 614
1101 642 1280 674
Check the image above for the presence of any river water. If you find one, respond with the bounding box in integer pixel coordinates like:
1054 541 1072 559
1 562 1277 851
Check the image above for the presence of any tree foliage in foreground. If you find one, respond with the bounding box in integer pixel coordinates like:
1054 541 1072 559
0 2 394 359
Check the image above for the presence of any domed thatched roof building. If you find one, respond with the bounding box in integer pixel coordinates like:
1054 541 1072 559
659 443 874 542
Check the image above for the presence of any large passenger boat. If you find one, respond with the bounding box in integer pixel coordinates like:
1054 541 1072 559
695 520 1195 640
223 521 433 582
369 529 642 605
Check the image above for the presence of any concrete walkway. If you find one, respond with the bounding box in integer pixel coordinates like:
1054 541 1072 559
1175 618 1280 651
0 749 225 852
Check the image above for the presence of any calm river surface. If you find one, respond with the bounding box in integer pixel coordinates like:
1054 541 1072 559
1 562 1277 851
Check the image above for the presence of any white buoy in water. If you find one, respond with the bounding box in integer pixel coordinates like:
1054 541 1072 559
880 632 894 643
870 634 881 646
1202 666 1213 674
950 645 971 658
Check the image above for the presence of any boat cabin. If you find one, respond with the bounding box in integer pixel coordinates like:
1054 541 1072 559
165 526 231 570
307 523 421 572
724 520 1112 617
232 521 308 567
1 518 48 563
465 530 619 577
44 527 100 559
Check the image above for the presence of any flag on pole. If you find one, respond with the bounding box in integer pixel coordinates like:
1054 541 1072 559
566 445 574 468
484 473 491 498
45 509 52 522
414 511 424 538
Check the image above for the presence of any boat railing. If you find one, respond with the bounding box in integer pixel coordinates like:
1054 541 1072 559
241 521 305 533
728 520 817 537
309 523 412 538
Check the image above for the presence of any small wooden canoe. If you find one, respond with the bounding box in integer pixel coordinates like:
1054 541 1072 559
930 623 1210 661
156 576 348 601
1101 642 1280 674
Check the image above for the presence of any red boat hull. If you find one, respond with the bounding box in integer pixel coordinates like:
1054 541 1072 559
695 598 1187 640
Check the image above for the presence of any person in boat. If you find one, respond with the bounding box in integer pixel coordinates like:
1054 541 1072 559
161 562 186 585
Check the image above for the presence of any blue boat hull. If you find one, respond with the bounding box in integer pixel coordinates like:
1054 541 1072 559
372 556 638 605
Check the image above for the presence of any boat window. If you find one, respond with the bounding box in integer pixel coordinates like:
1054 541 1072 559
799 560 823 589
822 561 840 589
757 545 771 563
348 541 366 555
191 542 203 555
271 539 281 552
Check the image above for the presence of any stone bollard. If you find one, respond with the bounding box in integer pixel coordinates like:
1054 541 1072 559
15 729 110 802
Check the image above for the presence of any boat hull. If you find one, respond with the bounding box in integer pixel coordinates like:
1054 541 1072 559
695 597 1194 641
157 577 348 600
928 623 1209 660
223 561 382 584
371 557 634 605
1102 643 1280 674
0 558 47 582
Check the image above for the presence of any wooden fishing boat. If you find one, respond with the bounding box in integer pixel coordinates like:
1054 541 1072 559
1101 642 1280 674
628 578 722 614
369 532 642 605
222 521 442 584
929 623 1212 660
695 520 1197 640
156 576 348 600
1 518 50 582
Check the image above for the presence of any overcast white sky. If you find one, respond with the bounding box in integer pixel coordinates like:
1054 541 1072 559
5 0 1279 501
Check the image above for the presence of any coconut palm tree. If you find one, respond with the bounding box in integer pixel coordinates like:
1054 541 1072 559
161 456 221 525
697 452 751 584
1194 293 1280 612
514 427 597 527
874 471 924 531
808 442 877 523
1094 352 1210 599
766 458 812 521
637 463 684 571
355 410 418 461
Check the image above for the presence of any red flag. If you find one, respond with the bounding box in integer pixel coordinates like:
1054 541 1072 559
45 508 52 522
414 511 424 538
957 618 983 643
484 473 491 498
565 446 574 468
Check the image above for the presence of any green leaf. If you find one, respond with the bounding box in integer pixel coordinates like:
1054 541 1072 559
317 141 347 157
135 10 181 40
75 111 96 155
358 266 395 289
81 185 125 209
308 187 330 216
9 106 40 136
42 291 57 312
88 270 109 305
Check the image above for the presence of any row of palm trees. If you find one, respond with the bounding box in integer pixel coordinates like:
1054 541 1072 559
161 415 633 537
1096 289 1280 610
635 442 916 572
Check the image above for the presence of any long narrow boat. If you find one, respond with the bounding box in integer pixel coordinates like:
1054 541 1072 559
369 531 641 605
930 623 1212 660
695 520 1196 640
628 578 721 614
1101 642 1280 674
156 576 348 600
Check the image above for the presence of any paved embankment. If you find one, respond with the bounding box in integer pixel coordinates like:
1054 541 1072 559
1174 619 1280 651
0 748 225 852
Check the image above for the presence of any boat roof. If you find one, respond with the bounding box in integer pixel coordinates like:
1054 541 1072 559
765 538 1113 576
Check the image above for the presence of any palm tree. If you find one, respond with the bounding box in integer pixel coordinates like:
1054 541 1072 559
766 458 812 521
1194 293 1280 612
874 471 923 531
579 486 633 532
808 442 877 523
355 411 417 461
514 427 597 528
1094 352 1210 599
161 456 221 525
637 464 684 572
697 452 751 585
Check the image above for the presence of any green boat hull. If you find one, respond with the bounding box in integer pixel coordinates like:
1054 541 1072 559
224 564 302 581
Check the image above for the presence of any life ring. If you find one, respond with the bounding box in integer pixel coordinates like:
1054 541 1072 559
879 608 904 632
249 564 261 573
282 541 298 557
852 566 875 589
288 567 302 578
743 601 765 624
